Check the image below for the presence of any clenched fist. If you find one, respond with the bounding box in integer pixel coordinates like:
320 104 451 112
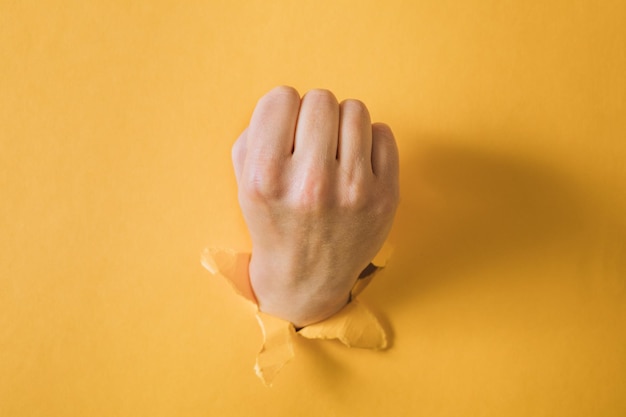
232 86 399 327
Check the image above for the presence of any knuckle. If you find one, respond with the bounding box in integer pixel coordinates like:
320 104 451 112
291 170 332 211
378 189 399 216
376 182 400 217
231 138 244 162
356 192 396 221
338 178 371 210
240 163 285 201
339 177 398 217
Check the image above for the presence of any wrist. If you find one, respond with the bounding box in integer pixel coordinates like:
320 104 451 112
248 253 356 327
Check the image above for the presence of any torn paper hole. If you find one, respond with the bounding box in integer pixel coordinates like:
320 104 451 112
201 243 392 386
298 300 387 349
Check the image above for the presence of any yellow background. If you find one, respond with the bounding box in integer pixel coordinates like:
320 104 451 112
2 1 625 415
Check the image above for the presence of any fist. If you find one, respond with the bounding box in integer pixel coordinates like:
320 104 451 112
232 86 399 327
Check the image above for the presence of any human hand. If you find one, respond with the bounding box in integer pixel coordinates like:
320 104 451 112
232 86 399 327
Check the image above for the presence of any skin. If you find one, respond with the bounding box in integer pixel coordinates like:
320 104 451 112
232 86 399 328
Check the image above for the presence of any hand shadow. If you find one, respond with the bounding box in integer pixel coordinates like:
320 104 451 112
371 137 587 309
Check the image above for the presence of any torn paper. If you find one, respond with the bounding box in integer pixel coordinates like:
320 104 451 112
201 243 392 386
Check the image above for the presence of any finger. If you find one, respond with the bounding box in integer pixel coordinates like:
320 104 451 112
338 99 372 172
371 123 399 180
231 127 248 185
293 89 339 162
247 86 300 161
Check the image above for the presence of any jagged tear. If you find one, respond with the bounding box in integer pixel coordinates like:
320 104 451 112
201 244 392 386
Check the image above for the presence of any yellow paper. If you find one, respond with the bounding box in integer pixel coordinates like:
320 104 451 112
254 312 295 386
298 300 387 349
201 246 390 386
2 1 625 415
